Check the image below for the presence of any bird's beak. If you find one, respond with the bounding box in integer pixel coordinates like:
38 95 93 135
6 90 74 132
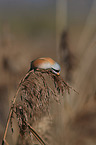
56 72 60 75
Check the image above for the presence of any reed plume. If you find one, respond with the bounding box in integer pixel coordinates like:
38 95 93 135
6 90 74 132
2 68 73 145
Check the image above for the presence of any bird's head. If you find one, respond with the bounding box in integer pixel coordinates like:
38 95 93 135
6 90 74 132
30 57 61 75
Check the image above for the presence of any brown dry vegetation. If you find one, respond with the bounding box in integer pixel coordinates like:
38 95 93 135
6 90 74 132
0 1 96 145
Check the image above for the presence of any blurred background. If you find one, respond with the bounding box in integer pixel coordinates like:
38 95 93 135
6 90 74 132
0 0 96 145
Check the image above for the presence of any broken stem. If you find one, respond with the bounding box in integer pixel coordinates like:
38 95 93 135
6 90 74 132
24 120 47 145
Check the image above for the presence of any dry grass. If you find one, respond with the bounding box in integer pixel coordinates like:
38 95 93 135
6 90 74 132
2 69 71 145
1 1 96 145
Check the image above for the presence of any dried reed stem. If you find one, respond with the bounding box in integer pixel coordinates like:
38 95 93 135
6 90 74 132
24 120 47 145
2 71 33 145
2 69 76 145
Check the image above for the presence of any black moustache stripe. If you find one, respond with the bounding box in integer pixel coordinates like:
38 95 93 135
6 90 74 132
51 68 60 73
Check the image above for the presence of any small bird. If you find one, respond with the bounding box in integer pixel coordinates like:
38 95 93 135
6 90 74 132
29 57 61 75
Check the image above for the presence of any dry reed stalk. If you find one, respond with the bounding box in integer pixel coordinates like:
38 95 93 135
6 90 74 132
2 69 75 145
59 31 77 82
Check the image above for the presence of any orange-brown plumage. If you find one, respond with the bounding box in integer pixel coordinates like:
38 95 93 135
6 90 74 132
30 57 61 75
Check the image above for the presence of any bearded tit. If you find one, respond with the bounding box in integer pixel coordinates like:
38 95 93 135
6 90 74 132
29 57 61 75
